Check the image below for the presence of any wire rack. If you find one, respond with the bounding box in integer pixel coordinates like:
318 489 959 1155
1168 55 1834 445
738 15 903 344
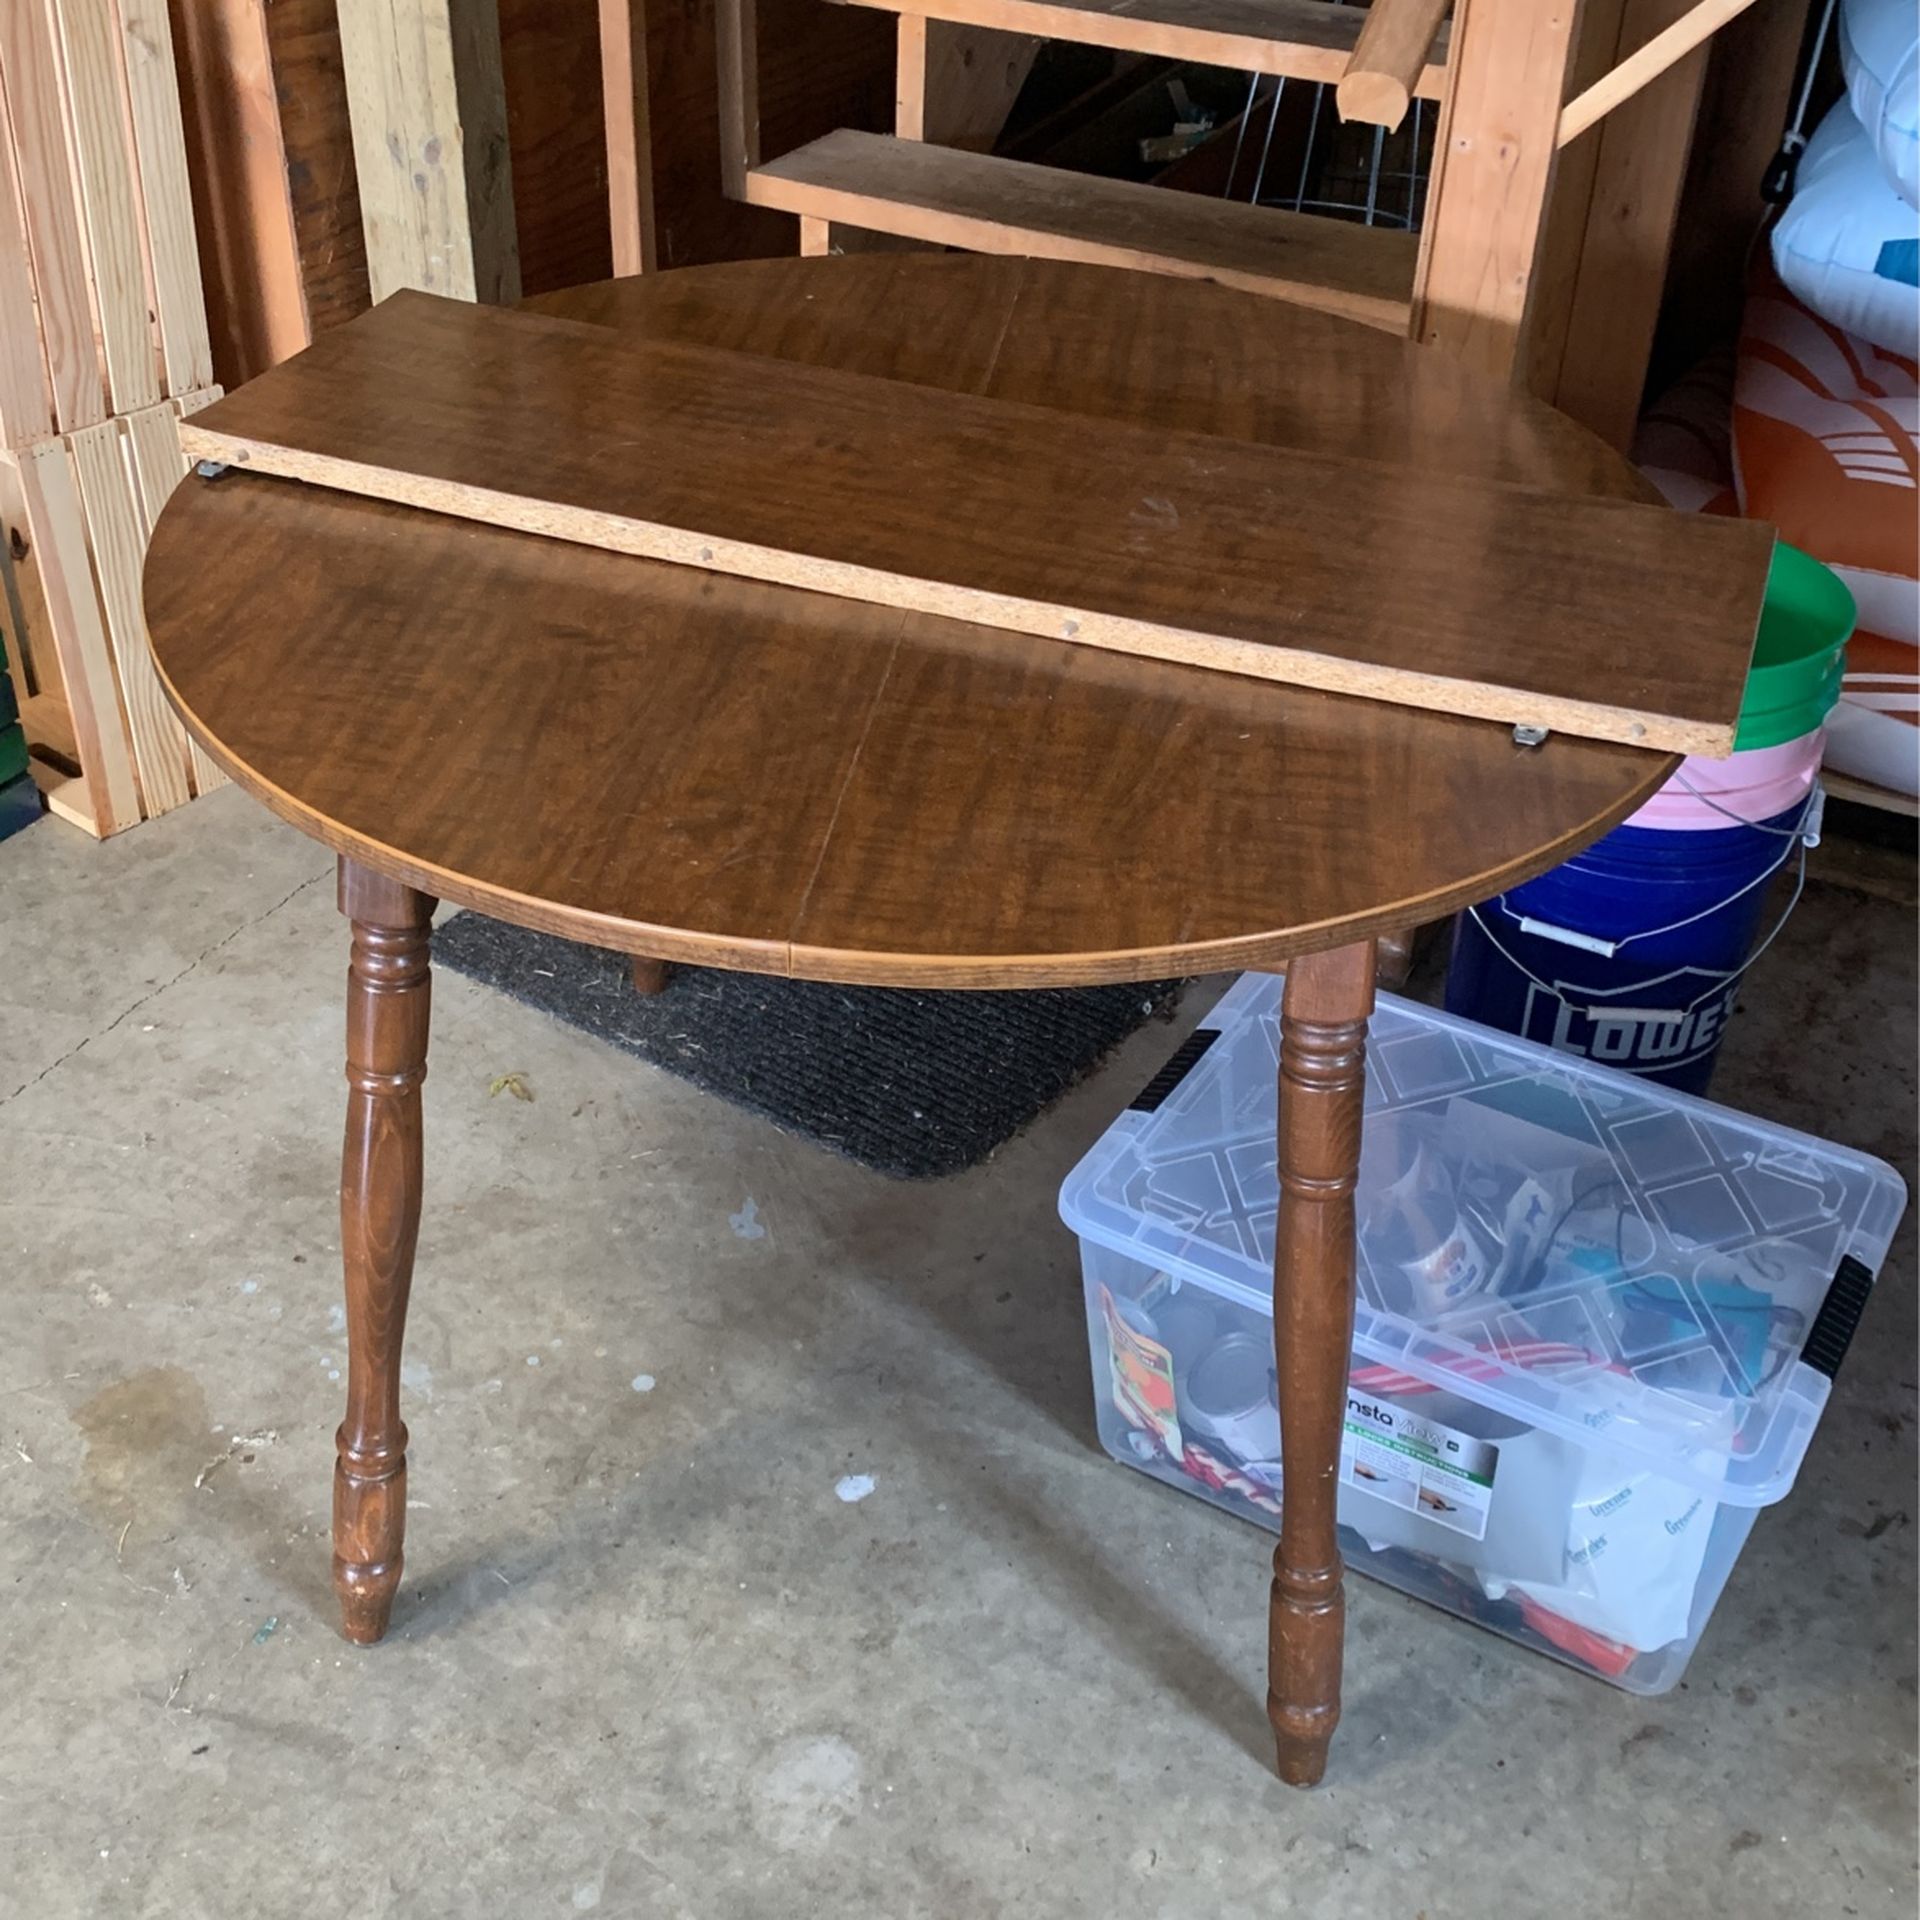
1218 8 1439 232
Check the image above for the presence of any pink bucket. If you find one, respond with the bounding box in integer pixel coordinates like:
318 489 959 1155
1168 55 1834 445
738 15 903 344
1624 728 1825 832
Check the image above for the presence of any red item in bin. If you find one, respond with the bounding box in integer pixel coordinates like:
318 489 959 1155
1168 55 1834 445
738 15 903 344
1513 1591 1640 1677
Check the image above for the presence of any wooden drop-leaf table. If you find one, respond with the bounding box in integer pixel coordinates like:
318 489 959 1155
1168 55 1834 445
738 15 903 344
144 255 1690 1787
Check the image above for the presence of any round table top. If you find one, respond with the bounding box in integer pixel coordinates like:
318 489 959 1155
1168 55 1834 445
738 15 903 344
146 254 1675 987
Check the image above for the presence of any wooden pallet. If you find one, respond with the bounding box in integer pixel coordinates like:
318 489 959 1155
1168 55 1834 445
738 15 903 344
1 393 226 837
0 0 224 836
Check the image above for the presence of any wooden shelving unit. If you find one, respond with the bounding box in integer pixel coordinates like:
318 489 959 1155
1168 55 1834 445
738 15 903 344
716 0 1758 403
1823 772 1920 823
745 125 1421 325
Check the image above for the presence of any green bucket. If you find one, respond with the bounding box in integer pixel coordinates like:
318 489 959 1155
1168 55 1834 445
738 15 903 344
1736 542 1855 751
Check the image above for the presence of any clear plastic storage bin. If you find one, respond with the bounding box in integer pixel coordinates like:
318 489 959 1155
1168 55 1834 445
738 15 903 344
1060 975 1907 1693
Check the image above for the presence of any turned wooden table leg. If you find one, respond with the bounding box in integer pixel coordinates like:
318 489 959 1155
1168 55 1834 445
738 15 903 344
1267 940 1376 1787
333 858 435 1645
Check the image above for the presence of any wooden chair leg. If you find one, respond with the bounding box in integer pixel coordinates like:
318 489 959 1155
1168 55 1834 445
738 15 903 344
333 857 434 1645
631 955 671 994
1267 939 1376 1786
1375 925 1415 989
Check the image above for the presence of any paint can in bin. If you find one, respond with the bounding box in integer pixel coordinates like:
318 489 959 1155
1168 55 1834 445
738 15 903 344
1444 790 1820 1096
1182 1332 1281 1466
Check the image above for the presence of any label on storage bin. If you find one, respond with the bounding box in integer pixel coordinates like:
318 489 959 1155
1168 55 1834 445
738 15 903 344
1099 1285 1182 1456
1341 1393 1498 1541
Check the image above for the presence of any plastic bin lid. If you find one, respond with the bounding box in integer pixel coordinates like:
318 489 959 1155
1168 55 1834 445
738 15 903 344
1060 976 1907 1507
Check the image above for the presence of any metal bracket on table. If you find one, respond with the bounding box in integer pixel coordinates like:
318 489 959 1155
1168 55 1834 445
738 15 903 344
1512 724 1551 748
194 460 231 482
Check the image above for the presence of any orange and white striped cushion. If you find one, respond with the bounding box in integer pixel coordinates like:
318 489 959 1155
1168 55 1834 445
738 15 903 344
1732 280 1918 794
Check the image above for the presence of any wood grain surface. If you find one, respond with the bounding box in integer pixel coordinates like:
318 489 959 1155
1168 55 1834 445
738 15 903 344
335 0 519 304
1558 0 1753 145
1337 0 1450 126
12 439 141 833
122 399 227 794
830 0 1450 95
49 0 162 415
1412 0 1576 381
147 256 1685 986
332 857 433 1645
1267 939 1375 1785
743 127 1422 327
1546 0 1709 451
642 0 893 271
177 289 1767 753
599 0 656 276
68 417 194 814
518 256 1631 497
0 76 52 445
165 0 314 388
2 2 106 431
266 0 374 342
499 0 614 297
116 0 215 397
893 16 1040 147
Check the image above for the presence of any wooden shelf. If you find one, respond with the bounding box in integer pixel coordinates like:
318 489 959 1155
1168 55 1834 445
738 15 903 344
744 130 1419 329
825 0 1448 97
1822 771 1920 821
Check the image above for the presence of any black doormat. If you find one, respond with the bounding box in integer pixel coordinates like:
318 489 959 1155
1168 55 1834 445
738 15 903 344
432 913 1183 1179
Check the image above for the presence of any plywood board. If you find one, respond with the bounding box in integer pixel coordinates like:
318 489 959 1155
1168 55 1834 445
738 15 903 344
177 291 1771 755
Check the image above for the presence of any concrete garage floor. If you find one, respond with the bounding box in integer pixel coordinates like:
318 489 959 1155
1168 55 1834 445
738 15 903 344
1 789 1914 1920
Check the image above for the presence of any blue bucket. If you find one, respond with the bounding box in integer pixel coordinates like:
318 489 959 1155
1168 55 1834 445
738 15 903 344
1445 791 1819 1096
